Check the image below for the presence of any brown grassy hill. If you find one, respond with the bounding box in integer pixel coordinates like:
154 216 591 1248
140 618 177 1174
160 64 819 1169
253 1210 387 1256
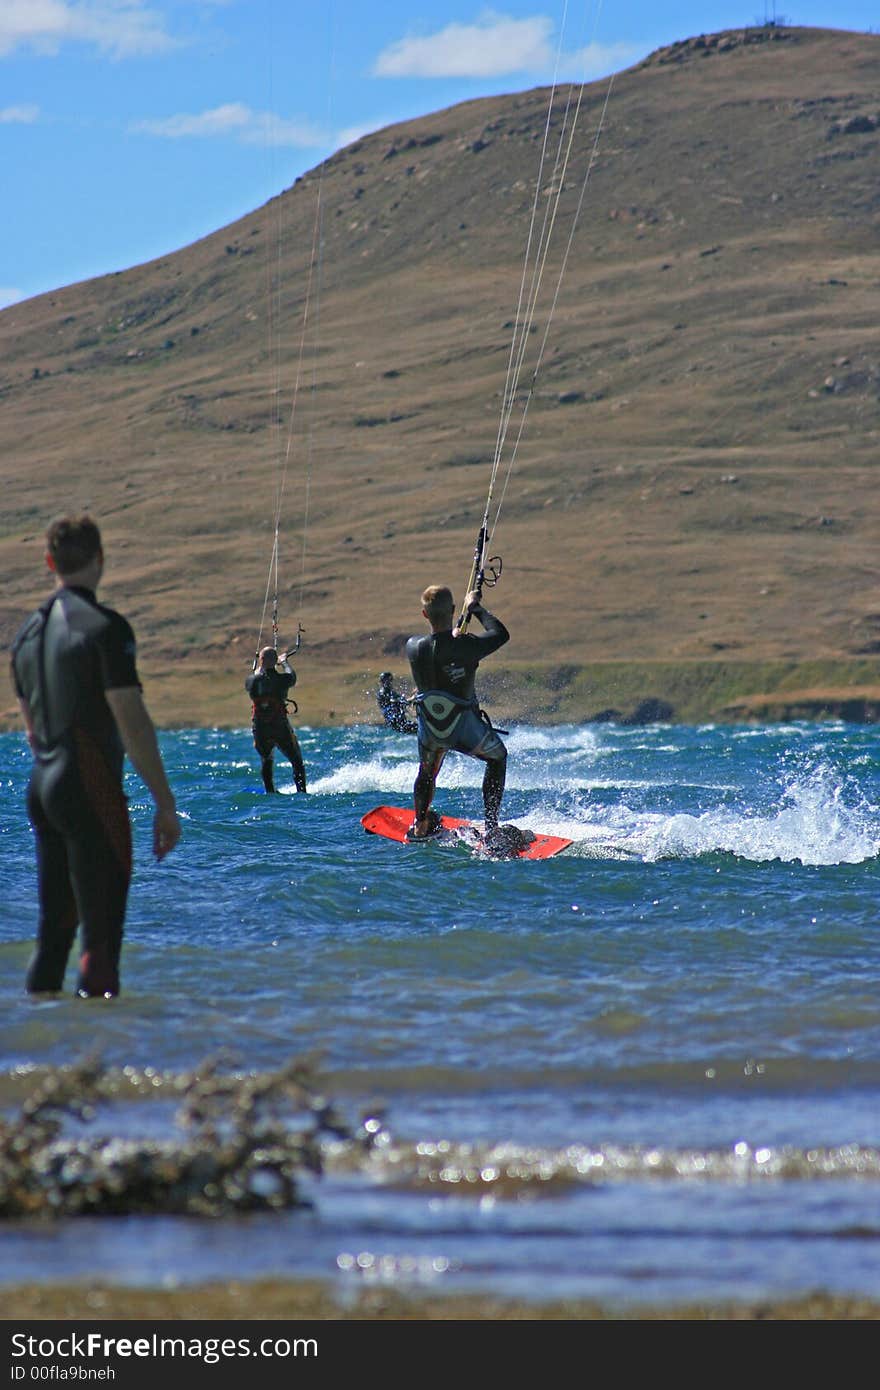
2 24 879 729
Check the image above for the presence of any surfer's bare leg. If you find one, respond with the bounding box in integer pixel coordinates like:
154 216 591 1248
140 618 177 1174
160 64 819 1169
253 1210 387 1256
465 723 507 832
277 723 307 793
290 747 307 794
412 749 444 837
253 724 280 794
260 753 277 794
481 754 507 832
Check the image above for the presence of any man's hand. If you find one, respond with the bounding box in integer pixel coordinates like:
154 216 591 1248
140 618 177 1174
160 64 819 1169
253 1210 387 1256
153 803 181 861
452 590 483 637
106 687 181 863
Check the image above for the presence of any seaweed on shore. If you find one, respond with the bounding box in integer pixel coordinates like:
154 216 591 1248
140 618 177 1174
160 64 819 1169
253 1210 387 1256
0 1055 385 1219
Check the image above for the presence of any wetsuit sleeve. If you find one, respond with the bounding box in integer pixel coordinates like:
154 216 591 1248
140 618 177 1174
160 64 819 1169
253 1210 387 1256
10 653 24 699
245 674 256 695
94 611 140 691
465 610 509 658
9 610 44 701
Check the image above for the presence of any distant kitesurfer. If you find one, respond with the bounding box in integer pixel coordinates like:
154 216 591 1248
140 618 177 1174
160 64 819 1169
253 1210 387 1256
10 514 181 998
405 584 508 842
376 671 418 735
246 646 307 794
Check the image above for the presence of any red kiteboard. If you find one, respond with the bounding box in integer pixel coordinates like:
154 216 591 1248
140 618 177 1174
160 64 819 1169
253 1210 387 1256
361 805 572 860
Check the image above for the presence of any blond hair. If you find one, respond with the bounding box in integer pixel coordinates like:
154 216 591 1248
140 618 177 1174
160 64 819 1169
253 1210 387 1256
421 585 454 624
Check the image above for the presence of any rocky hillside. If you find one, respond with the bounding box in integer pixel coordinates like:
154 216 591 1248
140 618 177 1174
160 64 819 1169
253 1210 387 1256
1 25 878 727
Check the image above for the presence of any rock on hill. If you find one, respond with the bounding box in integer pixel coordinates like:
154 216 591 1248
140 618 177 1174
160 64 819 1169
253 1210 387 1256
1 25 879 727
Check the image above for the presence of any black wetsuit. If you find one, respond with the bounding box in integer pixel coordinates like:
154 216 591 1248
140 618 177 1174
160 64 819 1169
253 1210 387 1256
10 586 139 996
406 614 509 710
377 684 418 735
245 666 306 793
406 609 510 828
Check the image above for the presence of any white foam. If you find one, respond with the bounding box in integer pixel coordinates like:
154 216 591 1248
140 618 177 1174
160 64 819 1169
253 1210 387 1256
518 760 880 866
306 728 880 866
505 725 605 757
309 757 417 796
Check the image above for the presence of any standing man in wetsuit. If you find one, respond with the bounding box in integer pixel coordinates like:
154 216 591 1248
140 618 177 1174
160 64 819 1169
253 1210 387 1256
10 515 181 998
376 671 418 735
245 646 307 794
406 585 509 841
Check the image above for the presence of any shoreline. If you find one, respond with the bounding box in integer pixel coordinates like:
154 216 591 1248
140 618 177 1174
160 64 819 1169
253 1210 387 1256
2 1280 878 1321
109 656 880 732
3 657 877 735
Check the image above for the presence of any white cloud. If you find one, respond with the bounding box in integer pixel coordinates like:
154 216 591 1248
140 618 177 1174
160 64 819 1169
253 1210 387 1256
560 41 642 81
0 104 40 123
133 103 324 149
0 288 26 309
374 13 554 79
334 117 393 150
0 1 174 59
243 111 325 149
374 13 641 83
135 102 253 138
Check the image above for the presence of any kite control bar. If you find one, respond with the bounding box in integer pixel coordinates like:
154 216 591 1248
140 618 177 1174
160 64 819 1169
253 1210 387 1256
457 523 502 631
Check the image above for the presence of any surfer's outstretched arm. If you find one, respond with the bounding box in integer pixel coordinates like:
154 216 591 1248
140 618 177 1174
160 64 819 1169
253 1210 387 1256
457 591 509 652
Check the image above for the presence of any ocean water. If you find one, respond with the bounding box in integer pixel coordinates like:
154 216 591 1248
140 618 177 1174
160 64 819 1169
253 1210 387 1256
1 719 879 1310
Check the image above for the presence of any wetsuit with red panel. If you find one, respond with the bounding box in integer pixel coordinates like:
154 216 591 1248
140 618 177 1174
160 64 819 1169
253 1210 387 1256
245 665 307 793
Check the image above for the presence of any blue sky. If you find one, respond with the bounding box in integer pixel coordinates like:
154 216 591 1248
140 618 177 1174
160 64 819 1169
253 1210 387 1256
1 1 876 308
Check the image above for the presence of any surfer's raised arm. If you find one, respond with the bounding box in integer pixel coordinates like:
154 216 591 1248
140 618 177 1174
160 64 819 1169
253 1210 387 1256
456 590 510 647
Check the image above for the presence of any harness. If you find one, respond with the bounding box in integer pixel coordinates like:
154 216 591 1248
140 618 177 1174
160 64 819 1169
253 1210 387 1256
249 664 298 722
415 691 508 742
414 691 475 741
250 695 287 717
251 695 297 720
